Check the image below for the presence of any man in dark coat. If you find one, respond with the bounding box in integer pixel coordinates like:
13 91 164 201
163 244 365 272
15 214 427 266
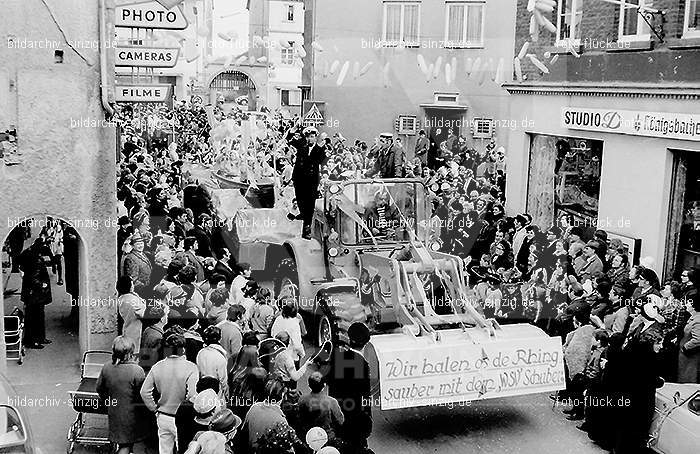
367 133 402 179
414 130 430 167
320 322 373 452
289 125 327 239
123 233 152 296
17 238 52 349
187 214 213 258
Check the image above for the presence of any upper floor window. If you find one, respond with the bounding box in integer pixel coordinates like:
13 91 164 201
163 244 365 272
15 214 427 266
556 0 582 44
618 0 651 40
383 1 421 46
445 1 485 48
280 44 295 65
285 4 295 22
685 0 700 37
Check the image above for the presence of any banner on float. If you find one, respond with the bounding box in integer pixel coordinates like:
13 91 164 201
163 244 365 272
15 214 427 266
116 0 188 29
561 106 700 142
116 46 180 68
115 84 171 102
372 334 565 410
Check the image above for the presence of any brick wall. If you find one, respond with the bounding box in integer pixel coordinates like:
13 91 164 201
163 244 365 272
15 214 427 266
513 0 700 83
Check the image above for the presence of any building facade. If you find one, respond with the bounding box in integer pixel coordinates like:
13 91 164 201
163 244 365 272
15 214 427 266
0 0 118 359
503 0 700 279
303 0 517 156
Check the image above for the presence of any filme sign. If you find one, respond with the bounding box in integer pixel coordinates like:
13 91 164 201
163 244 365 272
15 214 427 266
116 0 188 29
561 107 700 142
116 46 180 67
115 84 171 102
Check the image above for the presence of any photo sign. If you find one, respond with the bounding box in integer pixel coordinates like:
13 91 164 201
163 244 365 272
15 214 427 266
116 0 188 29
561 107 700 142
372 333 565 410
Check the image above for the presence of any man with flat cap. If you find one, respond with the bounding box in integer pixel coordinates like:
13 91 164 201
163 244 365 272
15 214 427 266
318 322 373 452
288 124 328 239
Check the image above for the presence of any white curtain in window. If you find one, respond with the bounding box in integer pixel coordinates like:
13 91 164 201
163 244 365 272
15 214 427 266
466 4 483 44
403 4 419 43
689 0 699 30
622 0 640 36
385 4 402 41
448 5 465 43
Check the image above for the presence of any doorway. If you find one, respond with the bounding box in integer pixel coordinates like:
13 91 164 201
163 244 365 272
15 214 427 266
424 108 464 147
666 150 700 279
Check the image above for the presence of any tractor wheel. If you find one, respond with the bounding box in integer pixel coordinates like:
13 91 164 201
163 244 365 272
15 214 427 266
317 315 333 347
321 294 368 346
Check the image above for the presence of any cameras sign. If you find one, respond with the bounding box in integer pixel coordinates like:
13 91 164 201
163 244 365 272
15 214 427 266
562 107 700 142
116 46 180 67
116 0 188 29
370 329 565 410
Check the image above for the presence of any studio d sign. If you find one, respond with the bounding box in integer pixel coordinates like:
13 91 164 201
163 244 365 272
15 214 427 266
562 107 700 142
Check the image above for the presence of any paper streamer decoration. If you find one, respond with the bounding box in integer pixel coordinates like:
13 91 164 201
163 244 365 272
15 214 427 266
527 0 536 12
323 60 329 77
352 61 360 79
426 63 434 82
257 56 267 63
295 44 307 58
311 41 324 52
494 57 504 82
465 57 473 76
279 39 291 48
451 57 457 81
478 60 490 85
336 61 350 86
535 2 554 13
433 56 443 79
359 61 373 76
445 63 452 85
517 42 530 60
514 57 523 81
329 60 340 75
218 32 231 41
235 55 247 65
382 62 391 88
417 54 428 75
541 15 557 33
528 54 549 73
226 30 239 42
550 54 559 65
544 51 552 59
470 57 481 80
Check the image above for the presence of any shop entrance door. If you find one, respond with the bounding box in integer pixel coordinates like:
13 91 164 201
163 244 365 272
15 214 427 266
665 150 700 279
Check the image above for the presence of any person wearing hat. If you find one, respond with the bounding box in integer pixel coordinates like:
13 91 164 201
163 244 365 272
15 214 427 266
624 298 665 350
193 389 222 428
414 129 429 167
318 322 372 452
575 241 604 283
123 231 152 296
140 331 199 454
366 132 403 179
288 123 327 239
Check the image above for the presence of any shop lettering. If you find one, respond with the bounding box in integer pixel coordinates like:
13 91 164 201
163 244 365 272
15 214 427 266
118 50 173 62
564 110 621 130
120 9 178 24
643 115 700 137
120 87 163 98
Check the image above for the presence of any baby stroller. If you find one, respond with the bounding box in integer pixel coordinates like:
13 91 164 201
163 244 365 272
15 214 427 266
66 350 112 453
4 307 25 364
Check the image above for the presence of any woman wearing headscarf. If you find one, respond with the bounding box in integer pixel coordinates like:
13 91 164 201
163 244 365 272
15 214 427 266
96 336 148 454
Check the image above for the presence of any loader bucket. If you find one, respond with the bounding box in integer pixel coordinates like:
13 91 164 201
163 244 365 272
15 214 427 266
366 324 565 410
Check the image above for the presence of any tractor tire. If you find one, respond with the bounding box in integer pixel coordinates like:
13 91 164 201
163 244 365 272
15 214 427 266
320 293 368 346
274 258 298 301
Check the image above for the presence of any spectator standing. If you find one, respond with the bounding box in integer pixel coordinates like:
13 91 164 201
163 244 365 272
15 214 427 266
196 326 230 401
116 276 146 355
678 295 700 383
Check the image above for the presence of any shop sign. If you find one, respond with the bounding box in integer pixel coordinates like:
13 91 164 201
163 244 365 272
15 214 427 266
116 46 180 68
116 0 188 29
561 107 700 142
115 84 171 102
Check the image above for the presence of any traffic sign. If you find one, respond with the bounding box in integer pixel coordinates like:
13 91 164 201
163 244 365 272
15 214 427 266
116 46 180 67
115 84 172 102
116 0 188 29
302 101 325 126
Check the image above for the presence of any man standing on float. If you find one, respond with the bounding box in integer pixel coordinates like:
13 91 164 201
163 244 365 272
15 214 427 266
290 126 327 239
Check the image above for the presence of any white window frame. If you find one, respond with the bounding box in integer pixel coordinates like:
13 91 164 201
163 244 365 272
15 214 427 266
280 89 301 107
684 0 700 38
472 118 493 139
443 1 486 49
284 4 295 22
556 0 582 46
618 0 651 41
280 44 295 65
382 1 421 47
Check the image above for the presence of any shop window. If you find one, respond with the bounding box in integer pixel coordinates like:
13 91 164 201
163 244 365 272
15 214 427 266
526 134 603 232
684 0 700 37
618 0 651 40
444 1 485 48
556 0 582 45
671 151 700 274
382 1 420 46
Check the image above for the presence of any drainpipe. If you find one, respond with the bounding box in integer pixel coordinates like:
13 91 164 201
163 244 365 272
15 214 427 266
99 0 115 118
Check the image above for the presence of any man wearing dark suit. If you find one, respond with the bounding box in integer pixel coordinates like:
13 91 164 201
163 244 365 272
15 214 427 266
414 130 430 167
18 238 52 349
321 322 373 452
367 133 402 179
289 125 327 239
187 214 213 258
213 247 236 288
